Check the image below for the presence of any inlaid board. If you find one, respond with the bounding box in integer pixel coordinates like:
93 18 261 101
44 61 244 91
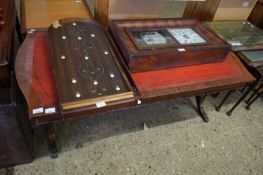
48 19 134 111
208 21 263 51
109 19 230 72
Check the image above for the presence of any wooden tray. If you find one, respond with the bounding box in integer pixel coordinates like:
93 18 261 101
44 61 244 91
48 19 134 111
109 18 230 72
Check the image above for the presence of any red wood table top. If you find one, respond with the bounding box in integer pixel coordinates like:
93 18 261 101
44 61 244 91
15 32 255 121
132 52 254 101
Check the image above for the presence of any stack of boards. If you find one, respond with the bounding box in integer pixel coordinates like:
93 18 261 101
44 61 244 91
48 19 134 111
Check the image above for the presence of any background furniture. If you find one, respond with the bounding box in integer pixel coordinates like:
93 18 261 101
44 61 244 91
184 0 257 21
95 0 214 26
208 21 263 115
20 0 92 33
248 0 263 29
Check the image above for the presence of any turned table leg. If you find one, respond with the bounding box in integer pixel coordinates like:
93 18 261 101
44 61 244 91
45 123 58 159
195 95 209 123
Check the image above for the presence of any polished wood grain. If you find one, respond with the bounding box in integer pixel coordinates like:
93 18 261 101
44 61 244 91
109 18 230 72
0 0 16 87
94 0 111 27
48 19 134 111
248 1 263 29
183 0 221 21
20 0 92 32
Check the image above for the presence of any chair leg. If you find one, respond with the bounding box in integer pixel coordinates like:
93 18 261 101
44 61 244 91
245 90 257 104
226 81 259 116
245 83 263 110
215 90 234 112
240 84 248 93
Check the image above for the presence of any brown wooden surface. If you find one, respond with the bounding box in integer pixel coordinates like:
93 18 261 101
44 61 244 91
109 18 230 72
94 0 168 27
20 0 92 32
213 0 257 21
48 18 134 111
184 0 257 21
0 0 16 87
248 1 263 29
183 0 221 21
94 0 111 27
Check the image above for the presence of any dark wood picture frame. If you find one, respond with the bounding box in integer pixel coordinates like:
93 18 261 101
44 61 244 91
109 18 230 72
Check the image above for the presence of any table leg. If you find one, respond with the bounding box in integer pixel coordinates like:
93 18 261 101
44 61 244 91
215 90 234 112
45 123 58 159
195 95 209 123
226 81 258 116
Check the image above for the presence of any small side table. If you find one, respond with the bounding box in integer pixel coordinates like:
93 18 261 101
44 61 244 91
216 50 263 115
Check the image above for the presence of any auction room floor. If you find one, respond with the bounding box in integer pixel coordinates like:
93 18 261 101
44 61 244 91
2 93 263 175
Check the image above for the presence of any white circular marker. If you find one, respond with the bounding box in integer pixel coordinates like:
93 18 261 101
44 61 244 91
94 81 98 85
85 56 89 60
62 36 66 39
91 34 95 37
72 79 77 84
78 37 82 40
73 23 77 26
116 86 120 91
104 51 108 55
61 55 66 59
110 73 114 78
76 92 81 98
